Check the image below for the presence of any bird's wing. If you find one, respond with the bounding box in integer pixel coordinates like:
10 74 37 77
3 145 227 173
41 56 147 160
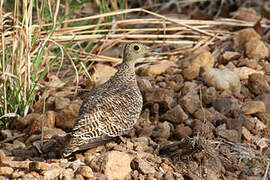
72 85 142 140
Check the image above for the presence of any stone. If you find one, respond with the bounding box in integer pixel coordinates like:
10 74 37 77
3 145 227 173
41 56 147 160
0 167 13 176
29 161 50 172
0 129 12 139
55 100 81 132
201 86 216 105
241 101 266 115
145 88 176 110
161 105 188 124
13 140 25 148
181 82 197 96
42 167 63 180
263 63 270 75
179 92 200 114
24 114 45 137
90 151 132 180
174 126 192 139
1 160 29 170
55 96 70 110
91 63 117 87
232 8 261 22
137 78 152 92
131 157 156 174
201 67 241 94
233 28 261 51
253 117 267 131
16 113 40 131
233 67 264 80
139 60 175 77
76 166 94 179
255 94 270 114
62 168 75 180
221 51 240 63
193 108 215 123
164 171 175 180
215 124 240 142
245 38 269 59
242 127 254 141
152 121 171 140
212 98 232 114
248 73 270 95
183 51 214 80
46 111 56 128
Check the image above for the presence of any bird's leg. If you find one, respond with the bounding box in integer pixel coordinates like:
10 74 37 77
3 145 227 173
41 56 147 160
153 103 159 125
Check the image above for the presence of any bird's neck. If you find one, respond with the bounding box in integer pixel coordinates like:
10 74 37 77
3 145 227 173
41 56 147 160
114 61 136 83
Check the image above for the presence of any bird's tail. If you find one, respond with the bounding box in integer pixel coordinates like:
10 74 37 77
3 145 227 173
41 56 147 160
62 135 114 157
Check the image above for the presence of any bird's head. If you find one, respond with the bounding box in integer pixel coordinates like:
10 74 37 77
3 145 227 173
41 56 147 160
123 42 149 64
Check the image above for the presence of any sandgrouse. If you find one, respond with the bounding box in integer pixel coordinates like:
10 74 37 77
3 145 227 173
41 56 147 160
62 43 148 157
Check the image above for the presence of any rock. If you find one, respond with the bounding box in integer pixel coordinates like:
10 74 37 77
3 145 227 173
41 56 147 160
179 92 200 114
253 117 267 131
161 105 188 124
24 114 45 137
46 111 56 128
91 63 117 86
164 171 175 180
181 82 198 96
255 94 270 114
0 129 12 139
29 161 50 172
13 140 25 148
221 51 240 63
90 151 132 180
76 166 94 179
212 98 232 114
256 138 268 151
193 108 215 123
241 101 266 115
245 38 269 59
55 96 70 110
62 168 75 180
16 113 40 131
233 67 264 80
231 8 261 22
174 126 192 139
139 60 175 77
1 160 29 170
233 28 269 59
248 73 270 95
42 167 63 180
183 51 214 80
131 157 156 174
152 121 171 140
256 112 270 126
242 127 254 141
55 100 81 132
201 67 241 94
215 124 240 142
145 88 176 110
263 63 270 75
192 119 215 138
201 86 216 105
233 28 261 51
0 167 13 176
137 78 152 92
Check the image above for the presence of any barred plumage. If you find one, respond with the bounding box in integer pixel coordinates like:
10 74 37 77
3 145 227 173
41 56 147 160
62 43 148 157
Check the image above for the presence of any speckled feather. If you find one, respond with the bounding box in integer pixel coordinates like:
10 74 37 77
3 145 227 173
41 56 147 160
62 43 147 156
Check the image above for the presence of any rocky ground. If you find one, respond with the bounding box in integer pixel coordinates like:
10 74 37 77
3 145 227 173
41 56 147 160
1 2 270 180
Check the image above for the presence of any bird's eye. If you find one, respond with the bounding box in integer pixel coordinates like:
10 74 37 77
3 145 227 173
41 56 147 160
133 45 141 52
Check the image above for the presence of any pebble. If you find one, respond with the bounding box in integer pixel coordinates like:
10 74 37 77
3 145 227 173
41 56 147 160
161 105 188 124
